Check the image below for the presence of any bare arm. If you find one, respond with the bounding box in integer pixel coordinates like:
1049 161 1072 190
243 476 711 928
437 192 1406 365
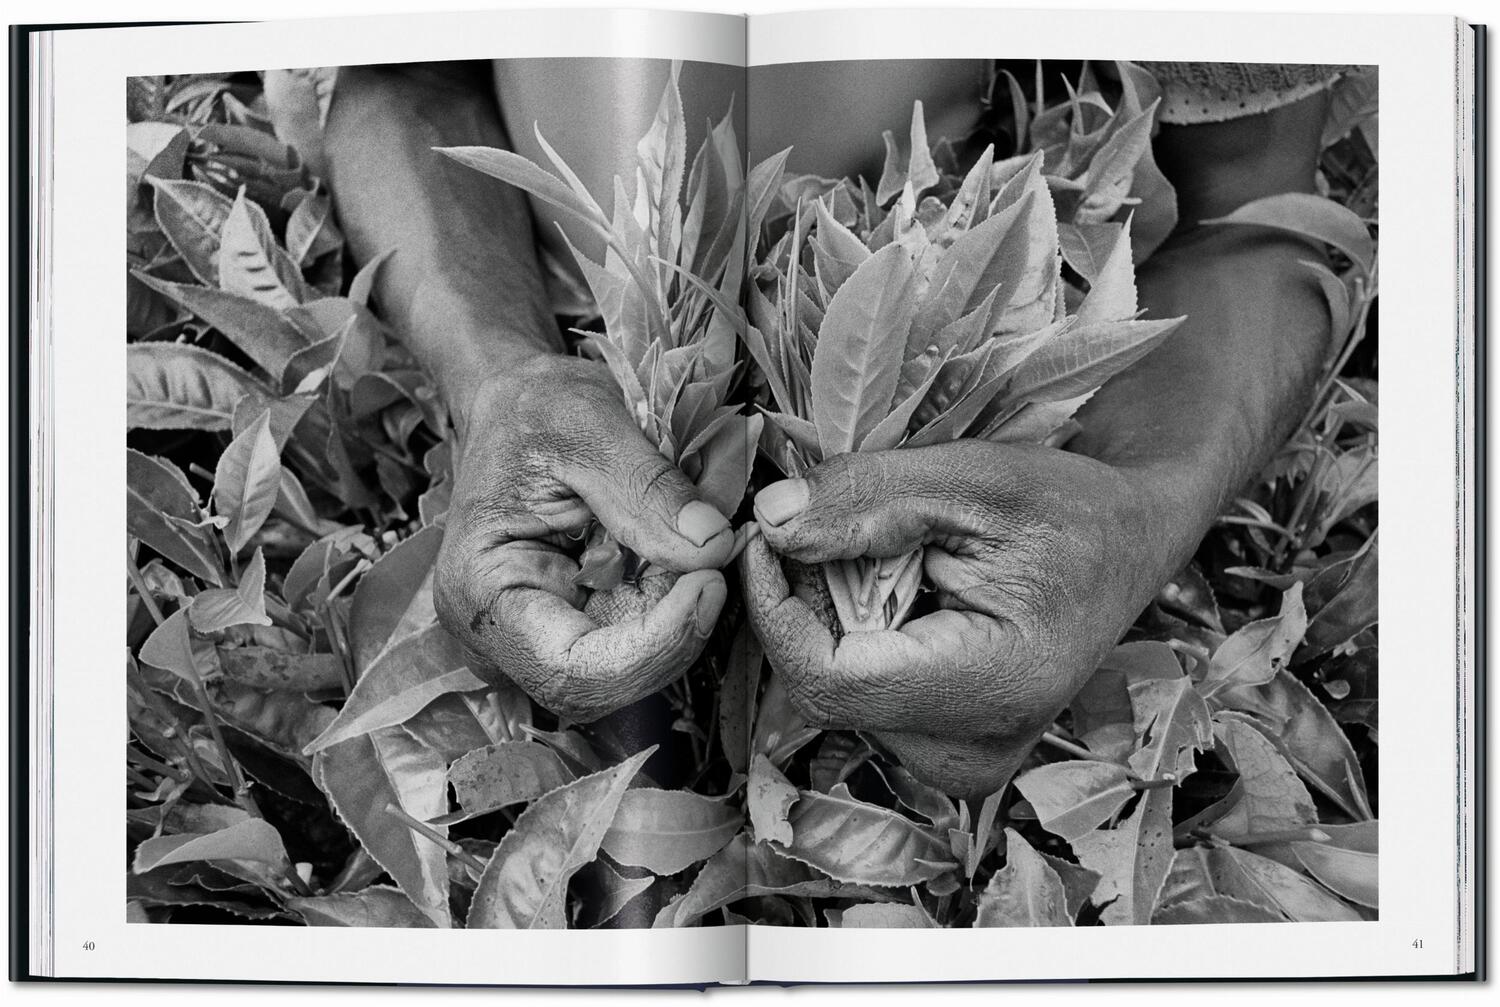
324 62 733 721
325 62 559 429
1070 90 1334 576
743 93 1337 797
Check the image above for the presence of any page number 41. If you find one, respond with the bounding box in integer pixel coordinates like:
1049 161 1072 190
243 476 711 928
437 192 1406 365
1412 939 1424 949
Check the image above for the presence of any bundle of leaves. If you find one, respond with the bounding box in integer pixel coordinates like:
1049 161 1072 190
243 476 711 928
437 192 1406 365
436 64 766 617
742 99 1182 632
123 64 1378 932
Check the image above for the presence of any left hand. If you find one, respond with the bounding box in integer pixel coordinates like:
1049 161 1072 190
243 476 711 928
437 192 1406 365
741 439 1187 799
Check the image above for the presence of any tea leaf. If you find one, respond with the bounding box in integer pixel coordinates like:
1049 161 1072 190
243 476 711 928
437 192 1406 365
189 548 272 632
314 726 452 927
147 177 233 285
437 145 610 238
127 342 263 431
601 788 742 875
212 409 282 553
748 753 798 845
1072 782 1174 926
288 885 437 928
1073 215 1137 325
1200 582 1308 696
127 449 225 585
306 624 485 753
653 832 847 928
1003 317 1180 405
776 783 956 886
837 902 936 928
1202 192 1374 278
133 274 310 380
1125 675 1213 780
467 747 653 929
1211 716 1318 841
1215 669 1371 821
1291 837 1377 908
974 828 1072 927
218 189 304 310
1013 760 1134 842
217 646 344 692
1153 894 1283 925
447 741 574 817
810 243 919 455
347 525 444 675
133 818 291 874
1202 846 1361 922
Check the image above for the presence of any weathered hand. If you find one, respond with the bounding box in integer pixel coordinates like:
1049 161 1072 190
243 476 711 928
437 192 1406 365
742 440 1182 799
435 355 735 722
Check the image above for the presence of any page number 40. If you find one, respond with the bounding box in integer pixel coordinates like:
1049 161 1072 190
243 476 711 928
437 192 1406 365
82 941 95 951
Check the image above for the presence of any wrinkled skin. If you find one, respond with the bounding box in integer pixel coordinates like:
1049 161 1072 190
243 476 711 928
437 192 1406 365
434 357 734 722
741 442 1174 799
329 61 1332 796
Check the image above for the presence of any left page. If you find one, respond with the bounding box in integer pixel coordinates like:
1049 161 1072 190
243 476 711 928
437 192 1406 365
45 7 750 985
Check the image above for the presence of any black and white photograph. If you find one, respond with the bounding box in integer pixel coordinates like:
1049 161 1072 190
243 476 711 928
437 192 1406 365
121 51 1381 934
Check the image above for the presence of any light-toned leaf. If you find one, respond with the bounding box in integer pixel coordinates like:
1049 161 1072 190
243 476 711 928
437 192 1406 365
127 449 224 585
1201 583 1308 695
347 525 444 675
1211 716 1318 841
288 885 437 928
747 752 798 845
305 624 484 753
218 190 303 310
314 726 452 927
1202 192 1374 278
810 243 919 456
776 783 956 886
467 747 653 928
447 741 574 817
601 787 742 876
212 410 282 553
974 828 1073 927
837 902 936 928
1013 760 1134 842
133 818 290 874
1153 894 1283 925
127 342 263 431
188 547 272 632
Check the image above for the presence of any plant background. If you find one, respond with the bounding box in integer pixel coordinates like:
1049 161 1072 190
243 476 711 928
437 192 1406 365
124 61 1378 929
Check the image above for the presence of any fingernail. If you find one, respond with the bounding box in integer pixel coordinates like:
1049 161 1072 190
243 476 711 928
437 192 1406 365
695 580 725 635
676 500 730 548
755 479 808 527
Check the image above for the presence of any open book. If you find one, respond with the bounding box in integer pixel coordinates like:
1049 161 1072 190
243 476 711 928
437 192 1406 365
13 5 1485 986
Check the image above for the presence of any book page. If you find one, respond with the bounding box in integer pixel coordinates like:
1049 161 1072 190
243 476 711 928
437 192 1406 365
739 6 1468 982
47 6 754 985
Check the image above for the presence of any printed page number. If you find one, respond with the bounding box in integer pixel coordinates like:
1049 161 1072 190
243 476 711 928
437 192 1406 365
82 941 95 951
1411 939 1424 949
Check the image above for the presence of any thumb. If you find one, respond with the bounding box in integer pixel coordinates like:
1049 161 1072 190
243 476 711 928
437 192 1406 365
753 444 993 563
564 426 735 574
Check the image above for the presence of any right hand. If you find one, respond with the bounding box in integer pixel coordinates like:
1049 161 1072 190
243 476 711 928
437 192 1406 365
434 355 734 722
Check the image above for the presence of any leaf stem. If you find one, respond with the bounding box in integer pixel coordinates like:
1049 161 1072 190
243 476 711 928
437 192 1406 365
125 545 167 627
128 542 260 816
1039 730 1123 766
1198 826 1332 847
384 803 487 874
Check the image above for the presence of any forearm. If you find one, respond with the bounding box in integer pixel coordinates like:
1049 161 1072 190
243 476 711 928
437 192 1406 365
1069 227 1331 572
324 62 559 428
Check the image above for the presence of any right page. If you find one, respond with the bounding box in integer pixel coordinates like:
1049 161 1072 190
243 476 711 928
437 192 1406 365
738 6 1474 982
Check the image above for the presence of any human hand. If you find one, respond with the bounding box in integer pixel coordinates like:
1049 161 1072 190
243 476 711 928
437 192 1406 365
741 439 1184 799
435 355 735 722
